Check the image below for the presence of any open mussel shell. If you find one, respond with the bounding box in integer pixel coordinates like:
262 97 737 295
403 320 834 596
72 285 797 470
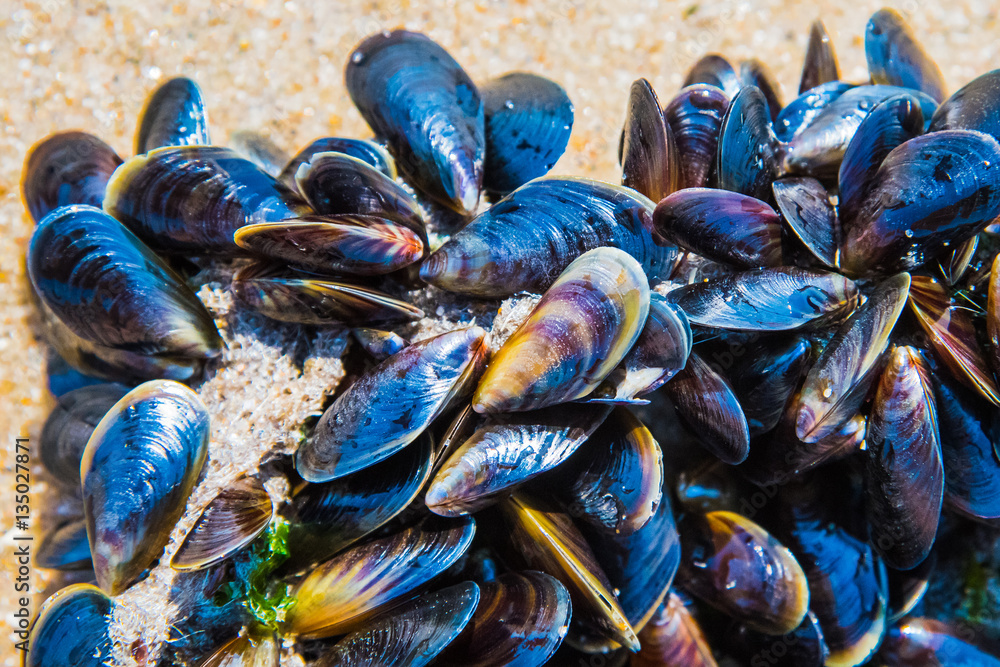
425 404 611 517
480 71 573 197
588 294 691 402
838 94 924 225
549 406 662 536
351 327 408 360
728 611 830 667
198 631 280 667
37 518 92 570
82 380 210 595
499 494 639 652
285 433 434 571
664 351 750 464
909 275 1000 406
346 30 484 215
800 19 840 94
780 84 938 178
170 475 274 571
283 518 476 639
663 84 729 190
929 69 1000 140
878 618 1000 666
22 131 123 223
716 85 780 201
297 326 487 482
233 215 424 276
940 234 977 286
228 129 290 178
621 78 679 203
683 54 741 98
437 572 571 666
293 151 426 233
318 581 480 667
28 205 223 364
652 188 782 268
26 584 113 667
667 267 858 331
104 145 310 254
865 8 946 102
840 130 1000 276
473 247 650 413
40 382 129 488
796 273 911 443
740 59 783 122
679 511 810 636
775 81 854 142
278 137 396 191
231 263 423 326
932 371 1000 519
135 76 211 153
727 336 812 437
633 592 718 667
772 176 840 268
421 176 675 297
864 346 943 571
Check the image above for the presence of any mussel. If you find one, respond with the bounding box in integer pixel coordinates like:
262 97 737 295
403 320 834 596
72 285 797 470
135 76 212 152
26 584 113 667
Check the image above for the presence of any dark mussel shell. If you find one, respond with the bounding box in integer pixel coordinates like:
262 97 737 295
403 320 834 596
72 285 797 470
772 176 840 268
663 84 729 190
45 347 105 397
663 351 750 464
351 327 408 360
621 78 679 203
40 382 129 489
990 253 1000 378
740 59 783 122
293 151 426 232
549 406 662 536
22 131 123 223
796 273 910 443
683 54 741 98
879 618 1000 666
480 71 574 197
437 572 571 666
233 215 424 276
838 94 925 225
864 346 943 570
887 553 934 623
345 30 484 215
425 404 611 517
780 84 938 178
199 631 280 667
37 518 92 571
667 267 858 331
633 593 718 667
319 581 480 667
932 372 1000 519
929 69 1000 140
103 146 310 254
277 137 396 191
865 8 946 102
728 612 830 667
26 584 113 667
775 81 854 142
297 326 487 482
134 76 211 153
473 248 649 413
81 380 210 595
940 235 977 286
588 293 692 402
499 494 639 651
652 188 782 269
770 481 889 667
230 262 424 326
170 475 274 571
840 129 1000 277
800 20 840 94
285 433 434 570
678 511 810 636
420 177 676 297
909 275 1000 406
28 205 223 363
283 518 476 639
228 129 290 178
727 335 812 437
716 85 780 201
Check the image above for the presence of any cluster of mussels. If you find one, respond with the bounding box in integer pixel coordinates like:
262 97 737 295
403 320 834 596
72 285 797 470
22 8 1000 667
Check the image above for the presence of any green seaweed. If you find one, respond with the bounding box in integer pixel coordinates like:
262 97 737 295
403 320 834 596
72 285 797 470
218 515 295 631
